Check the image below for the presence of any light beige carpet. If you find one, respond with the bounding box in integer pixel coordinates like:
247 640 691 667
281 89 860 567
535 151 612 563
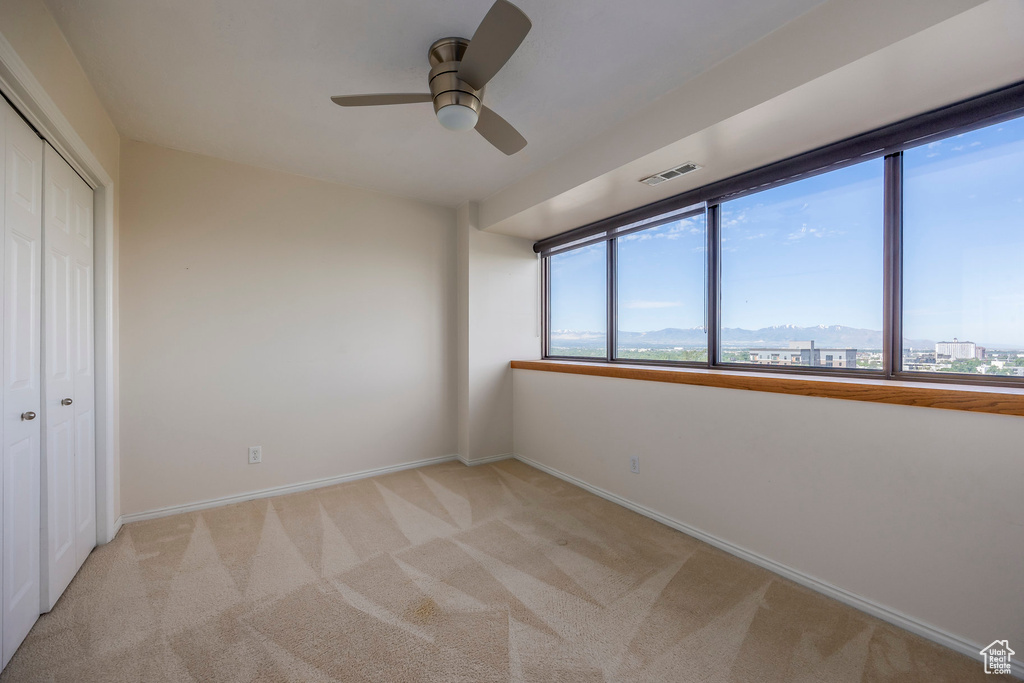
2 459 987 682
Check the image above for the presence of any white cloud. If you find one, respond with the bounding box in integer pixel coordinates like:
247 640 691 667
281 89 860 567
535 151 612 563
619 232 652 242
722 211 748 229
787 224 816 240
786 223 843 241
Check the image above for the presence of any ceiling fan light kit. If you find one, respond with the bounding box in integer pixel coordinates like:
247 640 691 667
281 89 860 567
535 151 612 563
331 0 531 155
436 105 480 131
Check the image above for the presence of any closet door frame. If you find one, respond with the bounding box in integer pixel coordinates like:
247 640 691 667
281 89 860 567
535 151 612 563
0 35 119 546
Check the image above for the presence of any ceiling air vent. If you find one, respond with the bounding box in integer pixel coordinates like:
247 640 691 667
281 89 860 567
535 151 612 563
639 162 703 187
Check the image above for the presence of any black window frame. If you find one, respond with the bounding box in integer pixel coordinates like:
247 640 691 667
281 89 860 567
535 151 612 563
537 80 1024 388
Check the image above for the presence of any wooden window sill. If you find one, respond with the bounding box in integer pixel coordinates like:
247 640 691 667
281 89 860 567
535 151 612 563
510 360 1024 418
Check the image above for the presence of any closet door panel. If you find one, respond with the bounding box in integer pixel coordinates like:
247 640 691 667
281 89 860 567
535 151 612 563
41 146 77 611
72 185 94 562
74 408 94 564
0 86 6 668
40 144 95 612
1 100 43 669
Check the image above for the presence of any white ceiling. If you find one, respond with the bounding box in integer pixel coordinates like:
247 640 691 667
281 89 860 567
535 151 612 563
44 0 825 207
477 0 1010 239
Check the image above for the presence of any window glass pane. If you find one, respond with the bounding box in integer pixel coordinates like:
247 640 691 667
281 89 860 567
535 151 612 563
719 160 884 369
903 116 1024 376
548 242 607 357
616 214 707 361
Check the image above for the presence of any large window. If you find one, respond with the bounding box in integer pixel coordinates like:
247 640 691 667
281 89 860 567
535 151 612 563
616 213 707 362
720 160 884 368
902 116 1024 377
539 82 1024 386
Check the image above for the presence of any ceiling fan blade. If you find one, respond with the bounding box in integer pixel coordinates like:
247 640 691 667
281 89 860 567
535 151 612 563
475 106 527 155
458 0 532 90
331 94 433 107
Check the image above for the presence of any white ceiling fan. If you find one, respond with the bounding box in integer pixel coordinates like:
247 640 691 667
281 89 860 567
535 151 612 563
331 0 531 155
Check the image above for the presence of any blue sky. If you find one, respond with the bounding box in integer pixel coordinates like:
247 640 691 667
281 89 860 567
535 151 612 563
549 241 607 334
618 216 706 332
550 115 1024 347
903 117 1024 347
720 159 883 332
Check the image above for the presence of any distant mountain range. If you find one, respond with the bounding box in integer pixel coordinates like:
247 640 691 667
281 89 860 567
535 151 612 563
552 325 936 350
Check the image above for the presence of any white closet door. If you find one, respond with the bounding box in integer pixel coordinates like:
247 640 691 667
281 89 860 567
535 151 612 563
40 145 94 612
1 100 43 669
1 94 5 673
70 157 95 568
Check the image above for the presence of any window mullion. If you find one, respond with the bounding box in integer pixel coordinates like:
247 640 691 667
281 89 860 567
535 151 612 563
707 204 721 368
542 255 551 358
607 237 616 362
883 152 903 378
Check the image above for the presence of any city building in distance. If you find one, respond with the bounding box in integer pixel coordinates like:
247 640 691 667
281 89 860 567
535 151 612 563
935 338 986 360
749 341 856 367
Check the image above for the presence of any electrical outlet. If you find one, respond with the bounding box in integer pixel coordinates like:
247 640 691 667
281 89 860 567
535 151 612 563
630 455 640 474
248 446 262 464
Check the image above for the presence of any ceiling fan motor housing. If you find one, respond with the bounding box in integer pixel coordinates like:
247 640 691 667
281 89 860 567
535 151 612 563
428 38 483 118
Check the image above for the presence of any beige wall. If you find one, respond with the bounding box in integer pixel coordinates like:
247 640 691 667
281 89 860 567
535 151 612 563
456 203 539 462
0 0 122 518
119 141 456 515
513 369 1024 658
0 0 120 178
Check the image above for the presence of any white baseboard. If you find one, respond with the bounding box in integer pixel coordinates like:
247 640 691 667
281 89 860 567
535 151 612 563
512 453 1022 680
456 453 513 466
120 454 459 525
